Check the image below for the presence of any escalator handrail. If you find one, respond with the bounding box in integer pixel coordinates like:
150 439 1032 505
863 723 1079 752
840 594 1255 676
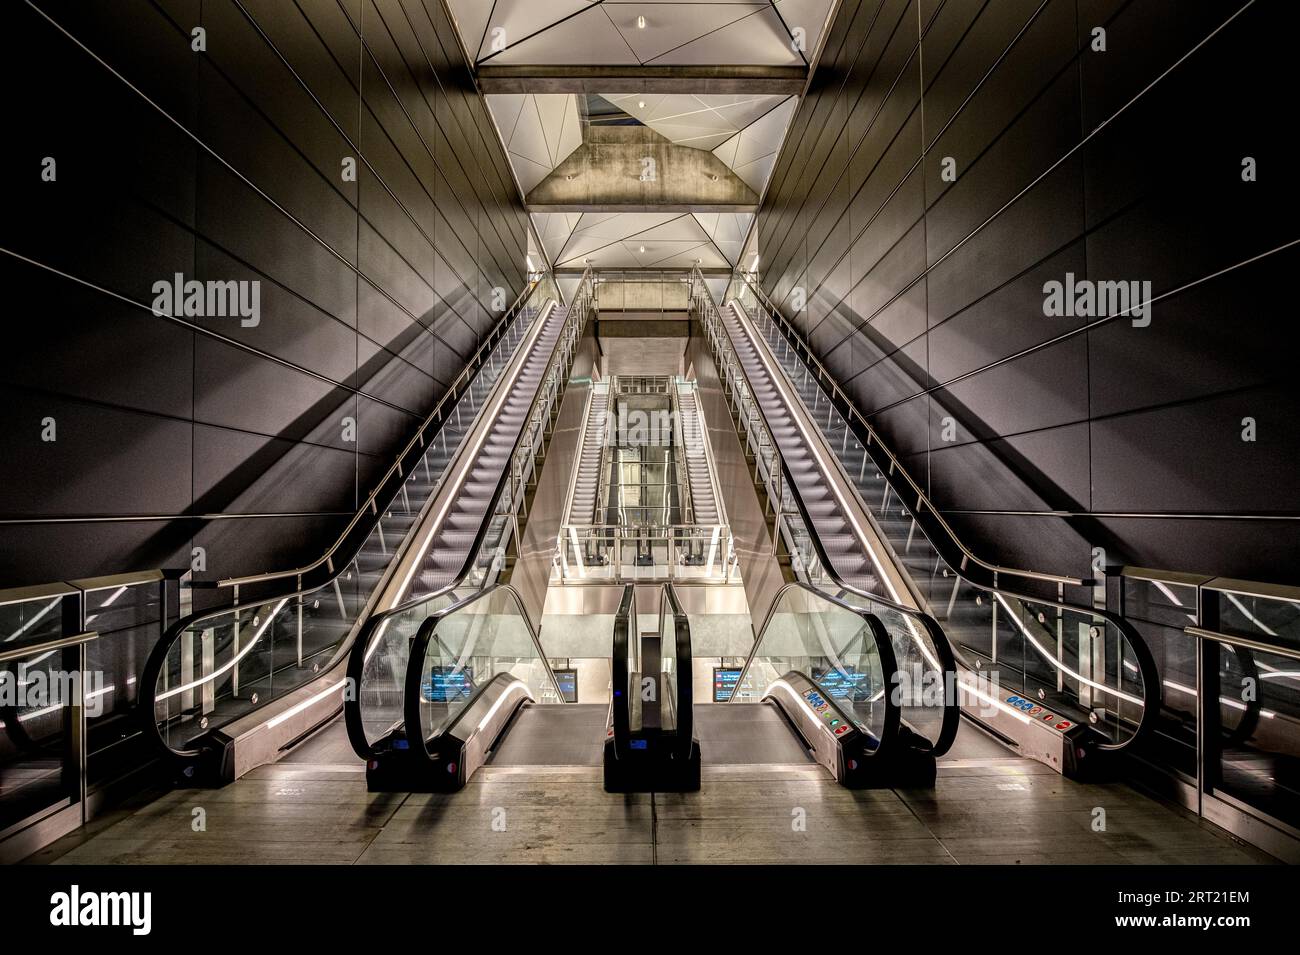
731 579 903 756
692 276 958 755
662 582 695 760
712 279 1160 752
344 271 597 759
401 583 563 756
216 278 546 591
610 583 635 762
729 271 1084 588
369 271 596 620
142 287 561 761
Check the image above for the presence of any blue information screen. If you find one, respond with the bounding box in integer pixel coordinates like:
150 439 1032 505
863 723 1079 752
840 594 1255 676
713 667 742 703
814 666 870 700
553 668 578 703
422 666 474 703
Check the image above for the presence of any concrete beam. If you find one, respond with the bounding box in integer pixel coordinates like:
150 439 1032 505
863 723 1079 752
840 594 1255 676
527 128 757 210
477 64 807 96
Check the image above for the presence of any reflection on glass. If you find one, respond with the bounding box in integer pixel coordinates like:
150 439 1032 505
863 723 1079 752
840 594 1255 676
412 587 559 746
734 586 889 748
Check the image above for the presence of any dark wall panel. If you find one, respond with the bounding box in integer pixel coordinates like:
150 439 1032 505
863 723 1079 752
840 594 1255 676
756 0 1298 585
0 0 527 586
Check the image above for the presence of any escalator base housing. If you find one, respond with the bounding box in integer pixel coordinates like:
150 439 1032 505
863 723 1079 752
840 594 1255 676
603 738 701 793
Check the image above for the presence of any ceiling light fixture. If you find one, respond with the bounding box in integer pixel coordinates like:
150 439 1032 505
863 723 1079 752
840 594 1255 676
639 245 646 253
637 15 646 29
638 100 646 109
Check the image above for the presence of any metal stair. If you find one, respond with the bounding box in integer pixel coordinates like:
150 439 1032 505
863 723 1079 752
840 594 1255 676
718 301 879 592
567 387 609 525
409 303 572 598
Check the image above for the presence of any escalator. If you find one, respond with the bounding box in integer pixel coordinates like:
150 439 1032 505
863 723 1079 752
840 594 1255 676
343 271 600 784
139 270 595 783
605 583 700 792
695 267 1160 778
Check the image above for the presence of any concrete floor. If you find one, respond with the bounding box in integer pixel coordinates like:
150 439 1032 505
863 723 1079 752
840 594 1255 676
25 718 1275 865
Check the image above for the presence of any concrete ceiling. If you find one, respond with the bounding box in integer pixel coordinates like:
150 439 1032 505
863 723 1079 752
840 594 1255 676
460 2 832 273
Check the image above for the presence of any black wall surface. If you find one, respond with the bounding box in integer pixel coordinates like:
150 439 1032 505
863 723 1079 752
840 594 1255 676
0 0 529 586
756 0 1298 585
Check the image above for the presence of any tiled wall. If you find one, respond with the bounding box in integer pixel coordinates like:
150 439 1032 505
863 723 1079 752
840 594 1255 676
756 0 1296 583
0 0 529 585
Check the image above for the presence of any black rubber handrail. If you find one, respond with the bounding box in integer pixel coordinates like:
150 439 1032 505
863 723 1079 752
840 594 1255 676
399 583 563 760
345 274 597 759
713 286 1160 753
731 272 1081 588
610 583 635 763
663 583 695 761
695 280 958 757
732 580 902 756
142 283 560 762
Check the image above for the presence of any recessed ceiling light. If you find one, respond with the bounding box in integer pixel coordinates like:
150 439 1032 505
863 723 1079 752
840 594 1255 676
638 100 646 109
639 246 646 253
637 15 646 29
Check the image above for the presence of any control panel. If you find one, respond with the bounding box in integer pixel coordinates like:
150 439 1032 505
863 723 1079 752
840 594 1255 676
802 685 853 737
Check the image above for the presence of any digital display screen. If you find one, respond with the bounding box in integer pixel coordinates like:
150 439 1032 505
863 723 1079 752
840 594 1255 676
813 666 870 700
553 668 578 703
713 667 742 703
422 666 474 703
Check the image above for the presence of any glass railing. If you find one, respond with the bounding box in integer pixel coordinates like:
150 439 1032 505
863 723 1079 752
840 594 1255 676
407 585 562 752
1 571 177 852
1123 570 1300 841
1 626 98 848
144 276 559 759
555 524 733 582
345 270 596 759
730 582 897 753
711 270 1157 751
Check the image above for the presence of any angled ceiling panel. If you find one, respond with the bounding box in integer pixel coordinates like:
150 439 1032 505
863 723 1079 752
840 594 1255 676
483 6 641 65
603 4 766 63
712 96 797 193
646 7 801 66
475 0 593 62
488 93 583 197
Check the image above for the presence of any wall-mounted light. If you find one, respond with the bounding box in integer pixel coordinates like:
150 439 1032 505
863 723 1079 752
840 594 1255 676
709 174 719 182
637 15 646 29
566 173 576 181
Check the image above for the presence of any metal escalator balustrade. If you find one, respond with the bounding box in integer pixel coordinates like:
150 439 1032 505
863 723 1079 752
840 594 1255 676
714 269 1160 772
345 270 598 770
139 275 561 777
361 582 564 791
689 268 958 775
555 374 734 584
